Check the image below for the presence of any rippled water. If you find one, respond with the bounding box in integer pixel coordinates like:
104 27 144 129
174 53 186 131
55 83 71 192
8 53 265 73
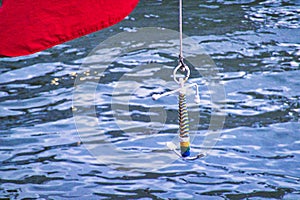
1 0 300 199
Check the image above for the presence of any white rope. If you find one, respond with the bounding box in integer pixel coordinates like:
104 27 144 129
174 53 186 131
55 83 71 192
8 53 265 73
179 0 183 59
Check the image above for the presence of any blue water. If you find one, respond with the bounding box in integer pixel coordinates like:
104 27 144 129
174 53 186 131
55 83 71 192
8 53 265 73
1 0 300 199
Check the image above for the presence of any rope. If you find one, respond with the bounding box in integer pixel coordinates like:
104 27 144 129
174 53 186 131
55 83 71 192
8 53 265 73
173 0 191 84
179 0 183 60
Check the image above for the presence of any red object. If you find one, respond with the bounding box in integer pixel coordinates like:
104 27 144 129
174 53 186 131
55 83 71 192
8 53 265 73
0 0 139 57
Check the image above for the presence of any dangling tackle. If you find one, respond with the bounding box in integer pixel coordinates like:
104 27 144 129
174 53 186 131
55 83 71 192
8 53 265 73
152 63 203 160
151 0 204 160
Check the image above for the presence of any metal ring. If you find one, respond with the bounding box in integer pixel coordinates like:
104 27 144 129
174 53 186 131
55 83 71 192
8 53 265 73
173 63 190 84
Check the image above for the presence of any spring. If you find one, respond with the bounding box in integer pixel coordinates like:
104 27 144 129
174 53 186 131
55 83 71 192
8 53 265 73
179 92 190 157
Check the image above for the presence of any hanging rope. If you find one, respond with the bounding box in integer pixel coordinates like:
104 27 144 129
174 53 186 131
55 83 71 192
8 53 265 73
179 0 183 60
175 0 190 82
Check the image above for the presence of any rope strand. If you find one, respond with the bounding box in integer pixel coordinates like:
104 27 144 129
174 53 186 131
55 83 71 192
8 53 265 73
179 0 183 60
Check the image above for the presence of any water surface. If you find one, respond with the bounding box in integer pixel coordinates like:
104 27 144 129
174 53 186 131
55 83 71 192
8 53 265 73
0 0 299 199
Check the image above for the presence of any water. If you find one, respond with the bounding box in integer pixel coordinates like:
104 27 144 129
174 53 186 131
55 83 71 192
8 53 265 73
1 0 300 199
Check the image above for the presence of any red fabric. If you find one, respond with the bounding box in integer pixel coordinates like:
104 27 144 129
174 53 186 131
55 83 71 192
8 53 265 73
0 0 139 57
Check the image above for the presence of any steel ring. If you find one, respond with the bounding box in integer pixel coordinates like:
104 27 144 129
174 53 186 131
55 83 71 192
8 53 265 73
173 63 190 84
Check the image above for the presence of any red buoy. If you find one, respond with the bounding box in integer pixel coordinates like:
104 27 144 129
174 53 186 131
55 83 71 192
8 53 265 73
0 0 139 57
